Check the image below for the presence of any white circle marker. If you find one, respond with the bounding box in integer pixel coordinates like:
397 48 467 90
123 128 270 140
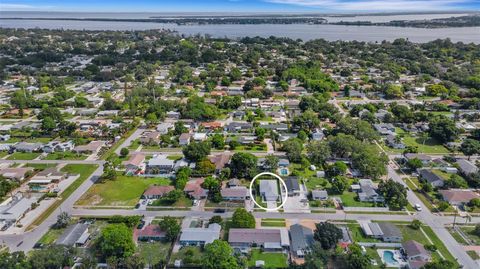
249 172 288 211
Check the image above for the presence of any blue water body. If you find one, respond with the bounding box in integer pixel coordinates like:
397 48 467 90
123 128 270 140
383 250 399 264
1 12 479 43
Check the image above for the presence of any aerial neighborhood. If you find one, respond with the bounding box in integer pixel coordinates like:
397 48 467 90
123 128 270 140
0 26 479 269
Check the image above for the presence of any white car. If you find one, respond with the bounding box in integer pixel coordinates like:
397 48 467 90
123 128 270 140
414 204 422 211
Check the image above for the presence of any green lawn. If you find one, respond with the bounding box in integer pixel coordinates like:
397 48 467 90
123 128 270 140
422 226 457 263
336 191 378 207
76 175 172 206
347 224 381 243
304 177 329 191
447 227 468 245
261 219 286 227
44 152 87 160
0 151 8 158
37 226 66 244
138 241 171 265
401 135 449 154
459 226 480 245
247 249 287 268
151 195 193 207
28 164 98 230
7 152 40 160
169 246 203 266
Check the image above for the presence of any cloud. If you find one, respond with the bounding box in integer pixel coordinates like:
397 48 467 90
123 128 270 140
0 3 54 11
264 0 469 11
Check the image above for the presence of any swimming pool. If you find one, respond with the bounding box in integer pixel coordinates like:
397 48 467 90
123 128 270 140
280 168 288 175
383 250 399 265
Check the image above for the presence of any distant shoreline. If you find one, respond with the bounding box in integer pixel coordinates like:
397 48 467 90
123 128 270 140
2 15 480 28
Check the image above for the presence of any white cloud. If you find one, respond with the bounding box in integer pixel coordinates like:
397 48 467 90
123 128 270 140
0 3 54 11
264 0 469 11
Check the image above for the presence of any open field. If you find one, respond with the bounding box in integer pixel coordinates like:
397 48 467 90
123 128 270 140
76 175 171 206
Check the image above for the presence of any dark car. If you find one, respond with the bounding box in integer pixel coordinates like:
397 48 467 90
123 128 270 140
137 220 145 229
33 242 44 249
135 203 140 209
213 209 225 213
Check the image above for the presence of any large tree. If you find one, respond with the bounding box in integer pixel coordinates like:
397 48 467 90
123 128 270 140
313 222 342 250
230 152 257 179
231 208 255 228
159 216 181 242
352 146 388 179
307 141 331 166
182 141 211 162
29 245 76 269
429 116 458 143
378 179 408 210
344 243 372 269
204 240 239 269
97 223 135 259
460 139 480 160
281 138 304 163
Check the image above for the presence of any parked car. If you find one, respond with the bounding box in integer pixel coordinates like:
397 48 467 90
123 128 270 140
213 208 225 213
414 204 422 211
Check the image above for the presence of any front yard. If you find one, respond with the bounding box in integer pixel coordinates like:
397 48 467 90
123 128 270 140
77 175 172 207
44 152 87 160
7 152 40 160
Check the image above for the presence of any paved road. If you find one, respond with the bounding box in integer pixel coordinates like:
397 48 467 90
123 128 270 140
386 160 479 268
0 159 104 165
0 165 104 252
114 127 145 155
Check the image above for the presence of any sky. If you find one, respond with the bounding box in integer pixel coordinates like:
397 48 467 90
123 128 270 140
0 0 479 13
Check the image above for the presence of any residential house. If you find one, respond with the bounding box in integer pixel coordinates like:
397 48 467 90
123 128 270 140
402 240 431 269
208 153 232 174
225 122 253 132
456 159 479 176
360 221 402 242
42 141 75 153
146 155 175 174
374 123 395 136
227 179 241 188
184 178 208 200
122 153 146 174
438 189 480 206
0 194 38 227
386 134 405 149
311 190 328 201
179 223 221 247
311 129 325 141
156 123 174 135
228 228 289 252
259 180 279 202
285 177 301 197
178 133 191 146
166 111 180 119
73 141 106 154
356 179 384 203
13 142 43 153
0 134 10 141
135 224 166 241
418 169 444 188
142 185 175 200
28 167 67 192
56 223 90 247
221 186 249 201
139 131 160 145
0 167 33 181
289 224 314 258
405 154 432 165
193 132 208 141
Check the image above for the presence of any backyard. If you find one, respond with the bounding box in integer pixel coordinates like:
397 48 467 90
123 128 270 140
138 241 171 266
247 249 288 268
76 175 172 207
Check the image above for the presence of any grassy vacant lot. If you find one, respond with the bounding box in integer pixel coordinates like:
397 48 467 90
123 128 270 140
7 152 40 160
76 175 171 206
38 226 66 244
28 164 98 230
304 177 329 191
44 152 87 160
248 249 287 268
138 241 171 265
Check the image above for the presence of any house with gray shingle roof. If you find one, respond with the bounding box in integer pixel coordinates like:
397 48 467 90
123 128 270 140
456 159 478 176
289 224 314 258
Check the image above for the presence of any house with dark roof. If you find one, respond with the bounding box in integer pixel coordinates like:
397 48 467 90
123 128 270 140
360 221 402 242
456 159 479 176
208 153 232 174
402 240 431 269
357 179 384 203
418 169 444 188
285 177 301 197
289 224 314 258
